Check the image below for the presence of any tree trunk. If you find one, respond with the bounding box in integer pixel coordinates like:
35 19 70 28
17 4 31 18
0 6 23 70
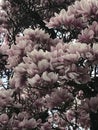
90 111 98 130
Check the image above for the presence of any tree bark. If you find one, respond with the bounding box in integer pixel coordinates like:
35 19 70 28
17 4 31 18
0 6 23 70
90 111 98 130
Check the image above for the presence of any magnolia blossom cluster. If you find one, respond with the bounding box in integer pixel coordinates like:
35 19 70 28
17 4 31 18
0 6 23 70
0 88 73 129
0 29 9 72
0 6 9 29
45 87 74 109
80 96 98 113
75 96 98 128
1 0 98 129
7 28 60 68
4 25 98 130
0 110 42 129
9 49 59 91
8 28 98 92
46 0 98 45
0 89 45 130
92 43 98 64
9 39 97 93
50 42 97 83
0 89 14 108
0 113 9 126
47 9 85 30
78 21 98 44
47 110 71 129
76 108 90 129
47 0 98 30
68 0 98 19
7 27 98 130
7 114 40 130
0 0 9 72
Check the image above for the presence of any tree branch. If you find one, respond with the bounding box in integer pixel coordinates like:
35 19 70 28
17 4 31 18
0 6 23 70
11 0 56 38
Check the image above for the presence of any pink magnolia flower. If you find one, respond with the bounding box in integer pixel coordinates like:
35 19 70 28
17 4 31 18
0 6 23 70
18 119 28 128
18 112 29 121
38 59 50 72
93 43 98 54
0 113 9 124
66 110 74 122
33 98 44 109
67 42 90 54
78 29 94 43
46 88 73 108
47 9 83 29
0 43 9 54
41 122 51 130
89 96 98 112
14 63 27 73
26 118 37 128
10 73 27 90
73 0 92 17
19 118 37 129
42 71 51 82
42 71 58 83
28 74 41 87
26 63 38 76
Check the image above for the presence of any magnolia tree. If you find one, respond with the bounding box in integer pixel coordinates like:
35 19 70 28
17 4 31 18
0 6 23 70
0 0 98 130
